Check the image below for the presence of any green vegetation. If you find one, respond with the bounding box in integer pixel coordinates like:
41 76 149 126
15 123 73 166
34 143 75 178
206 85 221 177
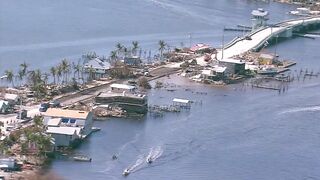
137 77 151 89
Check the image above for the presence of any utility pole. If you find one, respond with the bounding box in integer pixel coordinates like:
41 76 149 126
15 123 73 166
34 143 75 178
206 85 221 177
188 33 192 48
222 27 225 60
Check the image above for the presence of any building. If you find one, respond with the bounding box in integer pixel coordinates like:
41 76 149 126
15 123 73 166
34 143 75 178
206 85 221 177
4 94 20 105
123 56 142 66
43 108 93 137
0 158 17 170
110 83 136 93
258 53 275 65
190 43 211 54
46 127 81 147
251 8 269 30
0 100 10 114
83 58 111 77
201 66 227 81
219 58 246 75
96 84 147 114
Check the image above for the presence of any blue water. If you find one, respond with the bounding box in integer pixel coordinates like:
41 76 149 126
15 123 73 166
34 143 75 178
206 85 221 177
1 0 320 179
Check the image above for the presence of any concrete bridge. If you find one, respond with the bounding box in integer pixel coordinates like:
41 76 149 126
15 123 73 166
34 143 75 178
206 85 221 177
216 16 320 60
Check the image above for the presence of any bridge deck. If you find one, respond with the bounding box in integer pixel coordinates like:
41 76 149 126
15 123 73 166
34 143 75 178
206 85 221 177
216 16 320 60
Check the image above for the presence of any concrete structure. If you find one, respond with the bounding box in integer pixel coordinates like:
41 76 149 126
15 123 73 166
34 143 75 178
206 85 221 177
43 108 93 137
217 16 320 60
219 58 246 75
0 158 16 170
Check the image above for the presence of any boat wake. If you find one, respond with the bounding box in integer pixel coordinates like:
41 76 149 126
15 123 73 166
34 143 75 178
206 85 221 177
279 105 320 114
146 146 163 162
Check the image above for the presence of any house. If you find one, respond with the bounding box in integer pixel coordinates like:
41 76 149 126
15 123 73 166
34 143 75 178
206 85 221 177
201 66 227 81
219 58 245 75
4 94 20 105
0 158 17 170
110 83 136 93
173 98 191 108
83 58 111 77
43 108 93 137
123 56 142 66
46 127 81 147
190 43 211 54
0 100 10 114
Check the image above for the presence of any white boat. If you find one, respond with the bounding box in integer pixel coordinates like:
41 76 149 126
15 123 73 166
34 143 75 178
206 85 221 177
73 155 92 162
122 169 130 176
146 157 152 164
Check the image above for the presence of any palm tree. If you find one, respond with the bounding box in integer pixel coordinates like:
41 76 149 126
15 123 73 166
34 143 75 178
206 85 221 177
73 63 81 80
61 59 70 84
56 65 63 84
4 70 14 87
88 66 96 81
18 70 24 86
123 47 128 58
43 73 49 85
132 41 139 56
158 40 166 61
116 43 123 57
50 67 56 85
110 50 118 64
20 62 28 75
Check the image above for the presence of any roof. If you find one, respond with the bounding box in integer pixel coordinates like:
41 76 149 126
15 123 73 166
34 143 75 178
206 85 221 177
173 98 190 104
43 108 90 120
201 69 212 76
110 84 136 90
251 8 269 17
219 58 245 64
4 94 19 101
84 58 111 70
190 43 210 52
212 66 227 73
46 127 81 136
45 118 61 126
259 53 275 59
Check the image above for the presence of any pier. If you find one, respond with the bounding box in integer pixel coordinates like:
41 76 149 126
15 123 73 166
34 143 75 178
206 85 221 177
217 16 320 59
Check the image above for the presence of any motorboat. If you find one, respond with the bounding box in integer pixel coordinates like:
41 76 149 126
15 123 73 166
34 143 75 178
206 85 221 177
73 155 92 162
123 169 130 176
146 157 152 164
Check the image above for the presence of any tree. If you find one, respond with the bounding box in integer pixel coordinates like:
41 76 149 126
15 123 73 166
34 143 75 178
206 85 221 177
60 59 70 84
18 70 25 86
132 41 139 56
5 70 14 87
123 47 128 58
50 67 56 85
56 65 63 84
19 62 28 84
158 40 166 61
33 115 43 127
88 66 96 81
137 77 151 89
73 63 82 81
110 51 118 65
116 43 123 57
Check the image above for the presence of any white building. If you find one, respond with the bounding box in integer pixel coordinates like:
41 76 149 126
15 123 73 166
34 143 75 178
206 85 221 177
83 58 111 76
110 83 136 93
251 8 269 30
46 126 82 147
43 108 93 146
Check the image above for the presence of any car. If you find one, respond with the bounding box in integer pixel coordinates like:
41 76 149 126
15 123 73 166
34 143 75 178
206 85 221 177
49 100 60 108
245 36 252 40
39 103 50 112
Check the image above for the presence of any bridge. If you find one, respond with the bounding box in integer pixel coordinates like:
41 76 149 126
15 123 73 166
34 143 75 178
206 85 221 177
216 16 320 60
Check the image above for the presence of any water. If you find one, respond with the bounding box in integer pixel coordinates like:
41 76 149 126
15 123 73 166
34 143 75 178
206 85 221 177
1 0 320 179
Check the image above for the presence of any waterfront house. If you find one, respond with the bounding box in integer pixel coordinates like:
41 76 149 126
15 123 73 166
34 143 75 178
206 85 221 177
46 126 81 147
0 100 9 114
201 66 227 81
123 56 142 66
190 43 211 54
258 53 275 65
219 58 245 75
83 58 111 78
110 83 136 93
173 98 191 108
43 108 93 137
